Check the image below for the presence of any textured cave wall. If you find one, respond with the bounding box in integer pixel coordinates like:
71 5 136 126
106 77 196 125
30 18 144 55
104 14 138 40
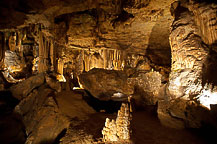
168 1 208 99
2 0 217 132
157 0 217 129
168 0 217 99
0 0 176 80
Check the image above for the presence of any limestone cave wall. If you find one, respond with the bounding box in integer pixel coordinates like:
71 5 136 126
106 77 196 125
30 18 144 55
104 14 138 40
0 0 217 143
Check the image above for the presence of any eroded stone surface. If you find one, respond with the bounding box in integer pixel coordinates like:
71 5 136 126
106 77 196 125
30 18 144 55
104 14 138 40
10 73 45 100
158 0 217 129
78 68 134 100
102 103 132 142
15 85 69 144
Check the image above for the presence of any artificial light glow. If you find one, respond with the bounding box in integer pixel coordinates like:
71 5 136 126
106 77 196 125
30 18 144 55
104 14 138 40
197 88 217 110
73 87 84 90
111 92 125 98
56 74 66 82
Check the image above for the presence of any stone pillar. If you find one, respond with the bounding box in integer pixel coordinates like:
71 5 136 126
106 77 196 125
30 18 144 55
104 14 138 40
158 1 217 129
168 1 208 99
0 32 4 62
38 31 49 72
102 102 132 142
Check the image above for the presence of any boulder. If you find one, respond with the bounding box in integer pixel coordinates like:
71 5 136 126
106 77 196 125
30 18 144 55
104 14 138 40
157 98 214 129
78 68 134 101
10 73 45 100
56 91 96 120
24 97 69 144
157 100 186 129
15 85 69 144
130 71 162 106
45 75 61 92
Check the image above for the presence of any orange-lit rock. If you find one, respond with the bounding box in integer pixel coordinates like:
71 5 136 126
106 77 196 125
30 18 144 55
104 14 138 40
78 68 134 100
102 103 132 142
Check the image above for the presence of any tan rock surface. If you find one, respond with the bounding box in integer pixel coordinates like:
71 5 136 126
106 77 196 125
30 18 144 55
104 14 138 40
10 73 45 100
78 68 134 100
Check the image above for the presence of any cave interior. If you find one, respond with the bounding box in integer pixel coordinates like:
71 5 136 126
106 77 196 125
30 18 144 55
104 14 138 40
0 0 217 144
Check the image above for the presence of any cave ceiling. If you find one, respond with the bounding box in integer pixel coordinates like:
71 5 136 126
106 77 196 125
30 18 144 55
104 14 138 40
0 0 176 66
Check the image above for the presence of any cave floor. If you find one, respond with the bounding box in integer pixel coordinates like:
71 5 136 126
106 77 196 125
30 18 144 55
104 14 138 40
56 91 215 144
0 90 215 144
132 111 205 144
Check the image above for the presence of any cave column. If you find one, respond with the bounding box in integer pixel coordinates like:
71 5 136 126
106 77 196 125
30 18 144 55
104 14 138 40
50 40 56 71
39 31 47 72
0 32 4 65
168 2 209 99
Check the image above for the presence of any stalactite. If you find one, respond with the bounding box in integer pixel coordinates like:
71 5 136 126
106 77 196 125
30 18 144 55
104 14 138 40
0 32 4 63
4 32 10 51
50 40 54 71
9 32 16 52
38 31 45 73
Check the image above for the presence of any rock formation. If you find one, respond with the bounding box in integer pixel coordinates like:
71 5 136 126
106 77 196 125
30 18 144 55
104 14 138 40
158 0 217 129
78 68 134 100
102 102 132 142
0 0 217 143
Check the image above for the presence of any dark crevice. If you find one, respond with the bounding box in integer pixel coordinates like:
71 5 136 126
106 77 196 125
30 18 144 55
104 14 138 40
53 128 67 144
202 49 217 86
111 10 134 28
82 90 122 113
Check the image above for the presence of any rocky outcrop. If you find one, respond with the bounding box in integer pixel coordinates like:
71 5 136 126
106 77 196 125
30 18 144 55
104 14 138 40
132 71 162 106
78 68 134 100
158 0 217 129
45 75 61 92
10 73 45 100
168 1 208 99
15 85 69 144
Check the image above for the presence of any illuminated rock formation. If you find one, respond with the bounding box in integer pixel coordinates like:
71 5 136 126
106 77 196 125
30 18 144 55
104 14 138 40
102 102 132 142
0 0 217 143
78 68 134 100
168 1 208 99
158 0 217 129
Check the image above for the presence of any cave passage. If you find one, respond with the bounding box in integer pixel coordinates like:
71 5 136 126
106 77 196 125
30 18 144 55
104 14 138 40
0 0 217 143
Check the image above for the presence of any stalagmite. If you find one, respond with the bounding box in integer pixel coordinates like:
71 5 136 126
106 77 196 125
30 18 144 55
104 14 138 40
102 102 132 142
57 58 66 82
